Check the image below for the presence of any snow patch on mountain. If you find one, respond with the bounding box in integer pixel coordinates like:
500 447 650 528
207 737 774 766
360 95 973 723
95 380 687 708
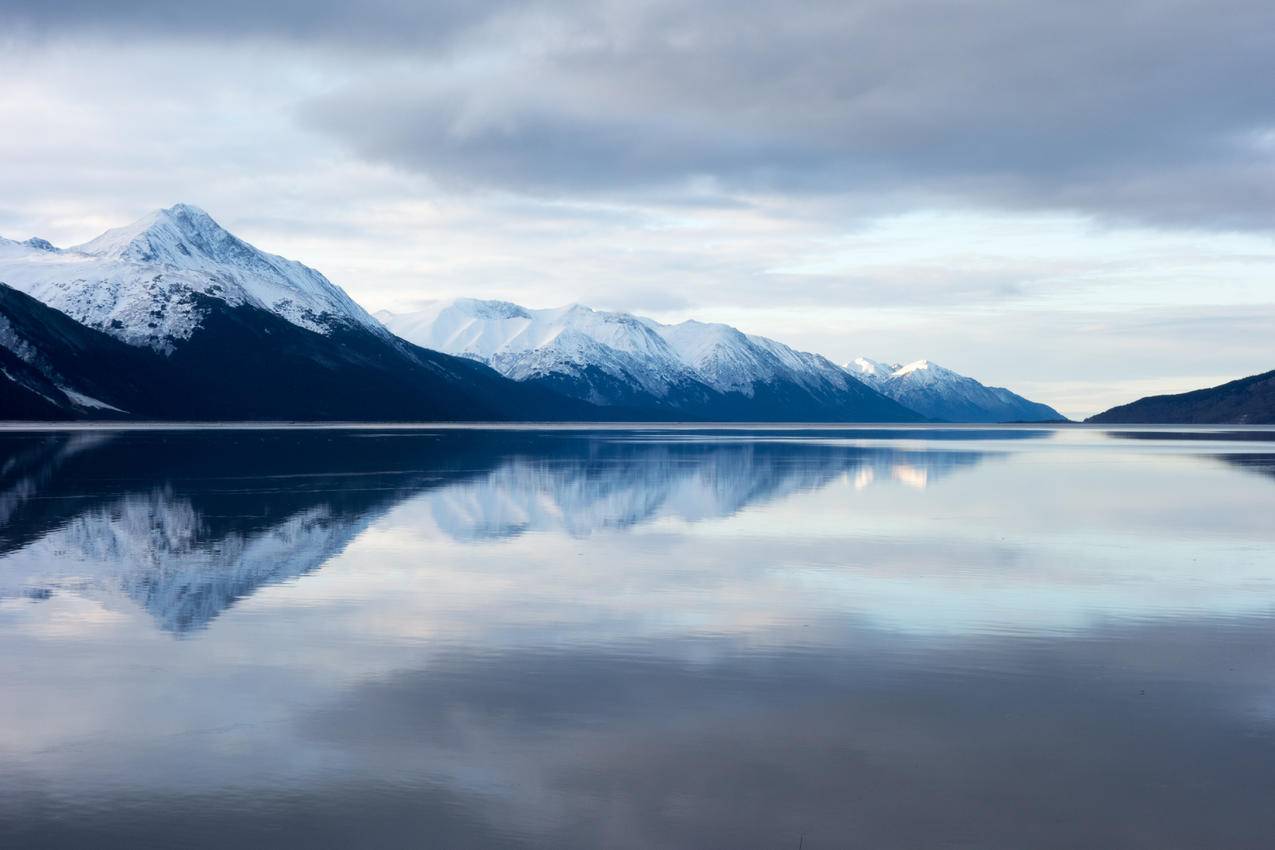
848 356 898 385
0 313 40 365
0 205 382 352
656 319 855 397
57 387 125 413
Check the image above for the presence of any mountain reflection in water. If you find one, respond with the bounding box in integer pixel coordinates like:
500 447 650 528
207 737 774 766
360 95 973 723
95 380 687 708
0 428 1008 632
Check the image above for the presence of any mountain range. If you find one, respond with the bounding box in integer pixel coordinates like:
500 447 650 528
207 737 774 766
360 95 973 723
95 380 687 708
378 299 923 421
379 299 1063 422
1 203 1064 422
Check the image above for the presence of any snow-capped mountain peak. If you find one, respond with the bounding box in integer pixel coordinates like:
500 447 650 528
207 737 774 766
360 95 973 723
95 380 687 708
73 203 223 262
847 355 1065 422
0 204 383 351
894 359 930 375
848 356 900 385
891 359 965 385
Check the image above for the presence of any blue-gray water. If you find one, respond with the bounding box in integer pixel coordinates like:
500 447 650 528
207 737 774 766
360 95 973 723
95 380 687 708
2 425 1274 849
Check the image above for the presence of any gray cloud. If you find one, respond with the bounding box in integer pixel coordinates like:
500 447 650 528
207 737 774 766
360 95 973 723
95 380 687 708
8 0 1275 229
286 0 1275 229
0 0 513 49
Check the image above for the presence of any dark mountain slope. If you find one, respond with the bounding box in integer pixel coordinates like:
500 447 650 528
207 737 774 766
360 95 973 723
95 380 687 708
515 366 926 422
0 283 173 418
1087 370 1275 424
156 295 595 421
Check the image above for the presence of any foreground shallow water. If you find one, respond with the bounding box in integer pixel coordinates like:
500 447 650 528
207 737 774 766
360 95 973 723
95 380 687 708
2 425 1274 849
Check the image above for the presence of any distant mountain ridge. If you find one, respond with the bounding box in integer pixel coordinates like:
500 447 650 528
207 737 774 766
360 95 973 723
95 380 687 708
1087 370 1275 424
847 357 1066 423
379 299 923 422
380 298 1064 423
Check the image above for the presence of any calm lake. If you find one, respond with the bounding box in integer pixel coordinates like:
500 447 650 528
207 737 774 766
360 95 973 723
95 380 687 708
2 425 1274 849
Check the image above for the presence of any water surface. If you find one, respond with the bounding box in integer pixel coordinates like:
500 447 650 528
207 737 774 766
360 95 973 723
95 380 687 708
2 425 1275 848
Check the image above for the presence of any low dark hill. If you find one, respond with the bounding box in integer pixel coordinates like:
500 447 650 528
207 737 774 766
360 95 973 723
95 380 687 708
1087 370 1275 424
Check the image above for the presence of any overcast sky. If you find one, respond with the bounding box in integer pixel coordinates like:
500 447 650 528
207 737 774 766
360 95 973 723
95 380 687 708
2 0 1274 417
